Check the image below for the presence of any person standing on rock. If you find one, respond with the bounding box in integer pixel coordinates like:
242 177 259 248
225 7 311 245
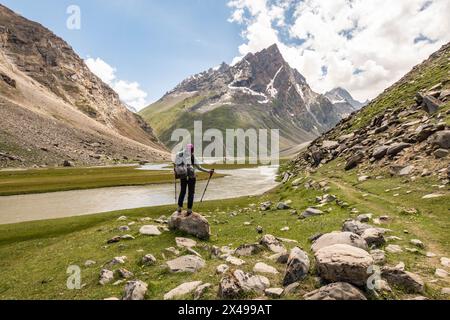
174 144 214 216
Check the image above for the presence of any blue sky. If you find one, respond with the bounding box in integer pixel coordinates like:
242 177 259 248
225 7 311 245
2 0 449 109
1 0 242 106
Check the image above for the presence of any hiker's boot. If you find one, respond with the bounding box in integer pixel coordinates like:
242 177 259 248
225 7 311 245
186 209 193 216
177 207 183 213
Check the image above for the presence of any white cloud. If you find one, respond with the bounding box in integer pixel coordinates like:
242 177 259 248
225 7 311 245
227 0 450 101
85 57 148 110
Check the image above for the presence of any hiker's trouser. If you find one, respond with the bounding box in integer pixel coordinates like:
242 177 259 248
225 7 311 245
178 178 196 210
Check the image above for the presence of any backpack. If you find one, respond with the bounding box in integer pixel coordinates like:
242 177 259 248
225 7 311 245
174 152 188 179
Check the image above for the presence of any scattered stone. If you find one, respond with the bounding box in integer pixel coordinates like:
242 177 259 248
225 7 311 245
84 260 96 267
428 130 450 149
315 244 373 286
280 227 290 232
386 143 411 156
410 239 425 249
166 255 206 273
117 216 128 221
139 225 161 236
345 152 364 170
260 235 286 254
233 270 270 294
164 281 203 300
300 207 324 219
426 252 437 258
256 226 264 234
422 193 445 199
235 243 263 257
372 146 389 160
361 228 386 247
304 282 367 300
123 280 148 300
381 267 424 293
283 282 301 295
168 211 211 240
277 201 291 210
107 236 122 244
142 254 156 266
226 255 245 266
106 256 127 268
358 176 370 182
440 257 450 267
386 245 403 254
99 269 114 285
194 283 212 300
435 269 448 278
254 262 279 275
386 236 402 242
291 178 303 187
117 268 134 279
120 235 135 241
342 220 372 235
260 201 272 211
395 262 406 271
357 214 372 223
216 264 229 274
441 288 450 295
434 148 449 158
118 225 130 232
265 288 284 298
165 247 181 256
176 237 197 248
282 247 310 286
311 232 368 253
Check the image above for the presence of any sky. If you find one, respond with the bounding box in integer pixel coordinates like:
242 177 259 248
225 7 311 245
2 0 450 110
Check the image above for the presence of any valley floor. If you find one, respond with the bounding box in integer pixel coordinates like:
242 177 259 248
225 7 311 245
0 161 448 300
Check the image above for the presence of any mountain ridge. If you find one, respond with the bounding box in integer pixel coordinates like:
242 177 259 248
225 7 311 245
140 44 362 155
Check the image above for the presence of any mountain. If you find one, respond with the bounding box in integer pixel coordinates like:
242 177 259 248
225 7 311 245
325 87 366 118
140 44 357 155
286 41 450 181
0 4 168 167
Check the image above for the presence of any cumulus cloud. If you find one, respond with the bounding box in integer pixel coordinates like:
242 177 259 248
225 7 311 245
85 57 148 110
227 0 450 101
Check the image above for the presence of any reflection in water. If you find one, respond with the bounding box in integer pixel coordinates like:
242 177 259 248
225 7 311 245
0 166 279 224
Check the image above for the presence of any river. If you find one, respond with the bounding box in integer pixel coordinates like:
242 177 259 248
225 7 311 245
0 165 279 225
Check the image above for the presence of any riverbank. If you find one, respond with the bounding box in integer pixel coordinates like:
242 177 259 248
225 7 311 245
0 162 448 300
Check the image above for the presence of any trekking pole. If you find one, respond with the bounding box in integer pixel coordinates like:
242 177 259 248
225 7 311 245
173 164 177 205
200 170 214 203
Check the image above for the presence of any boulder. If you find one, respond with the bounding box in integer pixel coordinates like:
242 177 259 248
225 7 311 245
386 244 403 253
142 254 157 266
260 201 272 211
234 243 263 257
345 151 364 170
260 235 286 254
194 283 212 300
164 281 203 300
386 143 411 156
234 270 270 294
311 232 368 253
175 237 197 248
434 148 449 158
381 267 424 293
265 288 284 298
304 282 367 300
226 256 246 266
357 214 372 223
117 268 134 279
123 280 148 300
139 225 161 236
277 201 292 210
218 274 243 299
372 146 389 160
301 207 324 219
216 264 229 274
166 255 205 273
429 130 450 149
282 247 310 286
315 244 373 286
253 262 279 275
99 269 114 285
168 211 211 240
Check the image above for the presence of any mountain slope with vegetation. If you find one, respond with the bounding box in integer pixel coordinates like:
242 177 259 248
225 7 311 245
140 45 363 155
0 5 168 168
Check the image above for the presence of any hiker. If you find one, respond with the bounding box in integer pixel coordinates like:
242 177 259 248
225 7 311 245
174 144 214 215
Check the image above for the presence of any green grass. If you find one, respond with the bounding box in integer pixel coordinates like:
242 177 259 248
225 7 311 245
0 166 221 196
0 162 448 300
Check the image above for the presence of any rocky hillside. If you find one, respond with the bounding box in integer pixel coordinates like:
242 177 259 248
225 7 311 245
140 44 363 155
0 5 168 167
288 42 450 182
